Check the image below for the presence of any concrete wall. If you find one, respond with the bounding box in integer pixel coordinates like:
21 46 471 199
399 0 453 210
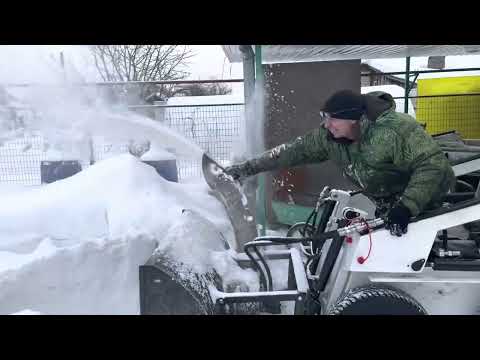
262 60 368 223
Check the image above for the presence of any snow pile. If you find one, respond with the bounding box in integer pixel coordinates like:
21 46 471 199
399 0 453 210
0 154 258 314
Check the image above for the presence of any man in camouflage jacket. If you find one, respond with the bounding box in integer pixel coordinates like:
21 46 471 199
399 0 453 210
225 90 456 236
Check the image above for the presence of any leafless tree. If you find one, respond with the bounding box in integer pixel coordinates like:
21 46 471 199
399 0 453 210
89 45 194 103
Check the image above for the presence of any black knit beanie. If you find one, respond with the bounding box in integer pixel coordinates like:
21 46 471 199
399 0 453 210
323 90 365 120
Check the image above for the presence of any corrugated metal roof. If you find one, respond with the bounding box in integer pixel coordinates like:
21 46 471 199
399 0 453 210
222 45 480 63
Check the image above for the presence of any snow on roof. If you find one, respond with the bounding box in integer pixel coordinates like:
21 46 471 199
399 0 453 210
361 85 416 117
362 84 408 97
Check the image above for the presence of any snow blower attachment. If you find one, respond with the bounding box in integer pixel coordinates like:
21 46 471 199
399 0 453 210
139 209 226 315
139 154 263 314
200 153 258 252
139 154 306 314
139 207 264 314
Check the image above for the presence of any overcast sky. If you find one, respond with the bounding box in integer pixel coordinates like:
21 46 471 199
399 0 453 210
0 45 478 84
0 45 243 83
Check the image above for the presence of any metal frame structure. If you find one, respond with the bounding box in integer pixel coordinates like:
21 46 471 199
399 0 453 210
211 177 480 314
1 79 245 88
211 247 308 315
236 45 480 235
362 65 480 114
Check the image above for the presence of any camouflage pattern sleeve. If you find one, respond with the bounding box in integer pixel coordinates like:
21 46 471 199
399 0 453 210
392 125 456 217
238 127 330 177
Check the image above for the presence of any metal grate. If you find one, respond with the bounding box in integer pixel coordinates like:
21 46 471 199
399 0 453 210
394 93 480 138
0 135 44 185
163 103 244 178
94 103 244 179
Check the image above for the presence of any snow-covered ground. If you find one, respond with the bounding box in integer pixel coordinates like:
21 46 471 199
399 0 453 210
0 154 260 315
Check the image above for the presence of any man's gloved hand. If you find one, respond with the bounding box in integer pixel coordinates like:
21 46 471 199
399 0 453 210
223 163 249 181
385 203 411 237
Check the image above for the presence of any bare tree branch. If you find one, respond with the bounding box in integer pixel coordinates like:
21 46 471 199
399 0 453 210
90 45 194 102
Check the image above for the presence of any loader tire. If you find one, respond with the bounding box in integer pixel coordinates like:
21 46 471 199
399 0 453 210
327 286 427 315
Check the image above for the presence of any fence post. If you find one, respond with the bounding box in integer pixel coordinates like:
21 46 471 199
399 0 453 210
404 56 410 114
255 45 267 237
154 100 167 123
88 135 95 165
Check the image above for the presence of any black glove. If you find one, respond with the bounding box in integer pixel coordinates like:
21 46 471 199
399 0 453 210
385 203 411 237
223 163 248 181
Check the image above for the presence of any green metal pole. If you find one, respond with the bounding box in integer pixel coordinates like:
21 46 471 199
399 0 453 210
254 45 267 236
404 56 410 114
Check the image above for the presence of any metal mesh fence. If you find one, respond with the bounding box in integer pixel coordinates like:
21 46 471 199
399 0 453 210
163 103 243 178
0 103 244 185
0 135 43 185
394 93 480 138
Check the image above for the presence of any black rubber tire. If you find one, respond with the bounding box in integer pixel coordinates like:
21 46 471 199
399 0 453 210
327 286 427 315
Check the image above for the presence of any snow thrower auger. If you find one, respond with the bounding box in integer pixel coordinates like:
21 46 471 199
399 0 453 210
140 151 480 315
138 153 262 315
